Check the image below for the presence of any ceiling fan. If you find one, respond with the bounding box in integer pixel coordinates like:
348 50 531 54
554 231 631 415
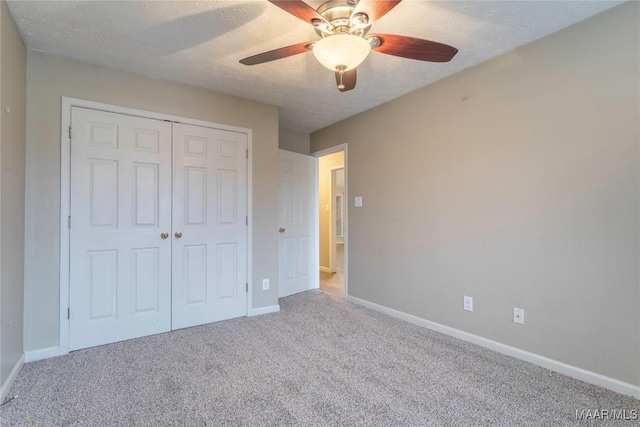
239 0 458 92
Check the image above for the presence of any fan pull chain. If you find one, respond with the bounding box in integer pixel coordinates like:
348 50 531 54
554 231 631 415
336 65 346 90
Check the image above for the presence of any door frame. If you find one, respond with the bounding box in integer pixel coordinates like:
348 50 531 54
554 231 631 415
312 144 348 297
59 97 253 356
329 166 344 273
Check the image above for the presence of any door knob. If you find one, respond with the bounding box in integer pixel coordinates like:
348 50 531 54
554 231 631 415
175 231 183 239
279 227 286 233
161 232 169 239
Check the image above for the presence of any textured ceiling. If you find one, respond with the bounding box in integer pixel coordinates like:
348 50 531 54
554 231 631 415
7 0 624 132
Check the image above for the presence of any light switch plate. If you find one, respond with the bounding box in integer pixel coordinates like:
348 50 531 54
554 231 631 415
354 196 363 207
262 278 270 291
464 296 473 312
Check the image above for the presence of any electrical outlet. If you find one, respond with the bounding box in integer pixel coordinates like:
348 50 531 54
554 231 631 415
514 307 524 324
463 296 473 312
262 278 270 291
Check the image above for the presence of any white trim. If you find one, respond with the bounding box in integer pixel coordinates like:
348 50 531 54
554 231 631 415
60 97 253 357
248 305 280 317
59 98 71 355
61 97 251 135
343 145 348 298
347 296 640 399
25 347 62 363
312 144 347 158
319 266 332 273
313 158 320 289
246 129 254 316
328 165 344 273
0 354 24 402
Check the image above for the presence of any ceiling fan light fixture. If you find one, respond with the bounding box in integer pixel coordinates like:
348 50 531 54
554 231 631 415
351 12 369 28
312 34 371 71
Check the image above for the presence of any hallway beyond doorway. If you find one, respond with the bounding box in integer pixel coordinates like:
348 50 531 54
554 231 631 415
320 243 344 297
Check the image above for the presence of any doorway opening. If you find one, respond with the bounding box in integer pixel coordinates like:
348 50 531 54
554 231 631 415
316 148 346 298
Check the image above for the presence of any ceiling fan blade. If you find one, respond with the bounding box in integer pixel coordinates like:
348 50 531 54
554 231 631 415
335 68 357 92
352 0 402 23
268 0 328 24
240 41 314 66
370 34 458 62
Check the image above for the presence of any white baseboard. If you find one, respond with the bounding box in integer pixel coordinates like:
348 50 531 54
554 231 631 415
0 353 24 403
249 304 280 317
319 266 331 273
347 296 640 399
25 346 61 363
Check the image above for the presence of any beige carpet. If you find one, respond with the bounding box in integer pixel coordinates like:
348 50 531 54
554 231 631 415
1 290 638 426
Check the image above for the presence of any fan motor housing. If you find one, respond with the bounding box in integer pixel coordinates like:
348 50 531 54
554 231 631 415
315 0 372 37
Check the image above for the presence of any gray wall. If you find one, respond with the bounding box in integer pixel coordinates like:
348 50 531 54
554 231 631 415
311 3 639 386
25 52 280 352
279 127 310 155
0 0 26 391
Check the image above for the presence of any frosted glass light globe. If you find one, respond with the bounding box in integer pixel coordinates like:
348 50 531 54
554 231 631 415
312 34 371 71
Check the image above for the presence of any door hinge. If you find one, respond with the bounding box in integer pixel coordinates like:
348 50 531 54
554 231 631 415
246 216 248 226
69 126 72 139
68 216 71 229
67 307 70 319
246 283 248 293
246 149 248 159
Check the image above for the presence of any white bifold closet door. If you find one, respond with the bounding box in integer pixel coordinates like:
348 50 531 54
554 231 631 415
69 107 248 351
69 107 173 351
171 123 248 330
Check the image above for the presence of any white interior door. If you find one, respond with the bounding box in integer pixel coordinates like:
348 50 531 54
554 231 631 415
171 123 248 329
278 150 315 297
69 107 172 351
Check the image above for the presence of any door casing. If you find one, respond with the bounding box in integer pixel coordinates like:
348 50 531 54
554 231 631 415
59 97 253 356
329 166 344 273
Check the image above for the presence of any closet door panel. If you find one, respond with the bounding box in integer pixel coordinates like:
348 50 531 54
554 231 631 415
172 124 248 329
69 107 172 351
